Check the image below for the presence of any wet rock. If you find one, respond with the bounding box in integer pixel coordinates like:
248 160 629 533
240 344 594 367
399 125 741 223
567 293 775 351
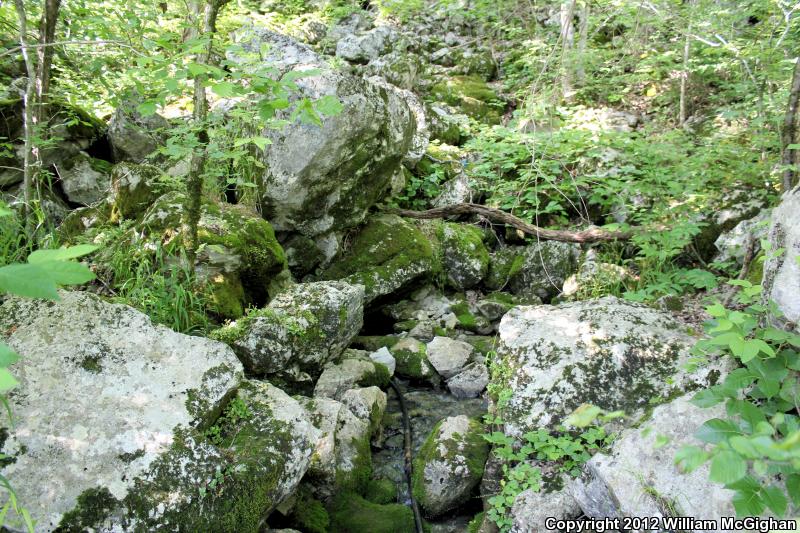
495 297 727 438
412 415 489 517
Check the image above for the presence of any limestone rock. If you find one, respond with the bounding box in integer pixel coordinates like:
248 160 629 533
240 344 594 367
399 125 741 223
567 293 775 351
108 97 168 162
510 481 581 533
487 242 581 301
0 292 247 531
762 187 800 331
571 394 737 527
58 151 112 206
336 26 395 63
341 386 388 438
314 350 391 400
319 214 436 303
439 222 490 290
426 336 474 379
366 75 429 167
109 162 163 221
714 210 771 267
562 260 632 299
390 337 437 381
495 297 726 438
433 173 475 207
412 415 489 517
218 281 364 380
446 362 489 399
370 346 396 376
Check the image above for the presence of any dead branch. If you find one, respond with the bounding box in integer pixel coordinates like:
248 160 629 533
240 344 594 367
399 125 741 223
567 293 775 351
386 203 637 243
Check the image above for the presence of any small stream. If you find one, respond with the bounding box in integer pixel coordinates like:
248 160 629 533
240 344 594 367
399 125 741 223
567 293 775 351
372 380 488 530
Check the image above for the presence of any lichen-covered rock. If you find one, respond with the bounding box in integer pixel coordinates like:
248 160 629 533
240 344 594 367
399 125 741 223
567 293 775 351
365 50 424 91
0 292 244 531
427 103 463 145
762 188 799 331
142 191 287 318
314 350 391 400
300 397 372 498
426 336 474 379
336 26 395 63
233 29 415 259
430 75 502 123
510 481 581 533
487 242 581 301
109 161 164 221
108 97 168 162
433 173 475 207
214 281 364 380
412 415 489 517
390 337 437 381
58 151 112 206
366 75 429 167
439 222 490 290
570 394 737 526
713 210 771 266
319 214 437 303
494 297 726 438
693 189 770 261
561 260 632 299
341 386 388 439
446 362 489 399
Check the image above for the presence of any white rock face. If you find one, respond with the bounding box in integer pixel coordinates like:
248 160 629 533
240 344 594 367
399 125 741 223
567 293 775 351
510 479 581 533
426 336 474 379
314 350 388 400
340 386 388 438
227 281 364 380
0 292 243 531
232 29 415 250
714 210 771 266
446 361 489 399
571 394 738 529
367 75 429 167
495 297 726 437
763 188 800 331
336 26 395 63
370 346 396 376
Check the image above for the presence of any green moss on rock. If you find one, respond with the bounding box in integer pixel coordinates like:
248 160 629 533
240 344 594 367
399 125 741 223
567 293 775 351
430 75 503 123
365 478 398 504
439 223 490 290
329 492 417 533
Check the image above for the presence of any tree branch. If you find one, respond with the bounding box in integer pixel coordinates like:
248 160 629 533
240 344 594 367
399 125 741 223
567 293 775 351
386 203 637 243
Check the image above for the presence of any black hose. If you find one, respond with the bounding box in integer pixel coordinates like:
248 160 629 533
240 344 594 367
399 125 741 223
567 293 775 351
389 378 425 533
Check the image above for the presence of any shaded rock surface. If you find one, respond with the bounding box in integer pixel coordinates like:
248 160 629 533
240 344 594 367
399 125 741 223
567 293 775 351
763 187 800 331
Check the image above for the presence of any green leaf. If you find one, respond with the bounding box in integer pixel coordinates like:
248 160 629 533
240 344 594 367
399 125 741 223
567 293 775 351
315 94 344 116
691 387 724 407
761 485 788 517
707 303 727 317
0 342 20 368
695 418 741 444
34 261 96 286
28 245 98 263
786 474 800 505
729 436 761 459
731 480 765 517
136 101 157 117
211 81 238 97
0 264 60 300
710 451 746 485
563 404 603 428
674 445 709 473
0 368 19 393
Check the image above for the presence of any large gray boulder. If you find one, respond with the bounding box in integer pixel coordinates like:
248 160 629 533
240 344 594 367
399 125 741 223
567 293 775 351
57 151 112 206
571 394 738 528
486 242 580 300
763 188 800 331
107 97 169 163
0 293 320 531
214 281 364 381
411 415 489 517
336 26 395 63
714 210 771 267
494 297 725 438
233 28 415 263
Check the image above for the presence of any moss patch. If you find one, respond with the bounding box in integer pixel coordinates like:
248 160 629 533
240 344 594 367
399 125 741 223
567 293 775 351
430 75 503 123
328 492 417 533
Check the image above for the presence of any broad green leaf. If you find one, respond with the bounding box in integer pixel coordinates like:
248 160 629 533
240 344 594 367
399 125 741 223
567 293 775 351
695 418 741 444
0 368 19 393
315 94 344 116
0 342 19 367
691 387 724 407
710 451 746 484
0 264 59 300
563 404 603 428
136 101 157 117
707 303 727 317
211 81 238 97
729 436 761 459
786 474 800 505
674 445 709 473
28 245 98 263
761 485 788 517
34 261 96 285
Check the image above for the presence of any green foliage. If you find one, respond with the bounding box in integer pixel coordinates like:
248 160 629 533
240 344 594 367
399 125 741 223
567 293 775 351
679 279 800 517
204 397 252 447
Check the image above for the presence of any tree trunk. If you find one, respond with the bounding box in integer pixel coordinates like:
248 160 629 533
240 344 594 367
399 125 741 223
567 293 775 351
576 1 589 86
782 58 800 192
679 28 691 125
560 0 577 101
185 0 230 265
36 0 61 124
14 0 38 230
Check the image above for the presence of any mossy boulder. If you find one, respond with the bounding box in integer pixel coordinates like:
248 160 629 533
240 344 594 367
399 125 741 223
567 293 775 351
389 337 437 381
211 281 364 381
57 380 320 532
109 161 165 221
412 415 489 518
58 151 112 206
494 297 731 438
429 75 503 123
140 191 288 318
426 103 463 146
314 350 391 400
329 492 417 533
300 397 373 499
439 222 490 290
414 142 464 181
487 242 581 302
319 214 438 303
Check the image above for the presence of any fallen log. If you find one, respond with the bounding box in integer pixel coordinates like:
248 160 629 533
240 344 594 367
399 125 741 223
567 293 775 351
387 203 636 243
